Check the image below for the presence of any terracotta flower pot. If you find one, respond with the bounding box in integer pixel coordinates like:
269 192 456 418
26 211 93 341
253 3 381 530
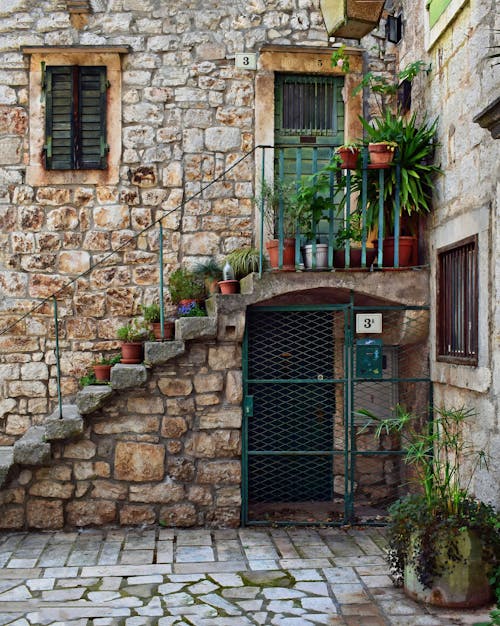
368 142 396 166
382 236 416 267
217 279 239 294
93 364 112 381
151 321 175 341
120 341 143 364
337 147 360 170
334 247 377 268
266 238 296 271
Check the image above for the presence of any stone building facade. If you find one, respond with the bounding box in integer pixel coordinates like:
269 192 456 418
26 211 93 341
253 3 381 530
0 0 497 529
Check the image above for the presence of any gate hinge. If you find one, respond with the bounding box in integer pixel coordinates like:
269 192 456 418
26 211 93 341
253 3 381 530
243 395 254 417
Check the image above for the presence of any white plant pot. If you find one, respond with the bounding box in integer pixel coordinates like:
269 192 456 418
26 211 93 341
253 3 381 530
303 243 329 269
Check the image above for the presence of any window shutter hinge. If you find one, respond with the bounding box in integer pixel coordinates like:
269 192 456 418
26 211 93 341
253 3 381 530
106 79 111 89
100 137 110 157
41 62 46 90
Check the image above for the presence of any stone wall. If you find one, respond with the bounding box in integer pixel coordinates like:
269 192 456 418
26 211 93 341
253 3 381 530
0 324 244 530
397 0 500 507
0 0 330 439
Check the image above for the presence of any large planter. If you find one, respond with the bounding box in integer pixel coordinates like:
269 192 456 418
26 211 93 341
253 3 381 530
151 321 175 341
303 243 329 269
404 529 493 608
120 341 143 364
334 247 377 268
381 236 416 267
320 0 385 38
266 238 296 271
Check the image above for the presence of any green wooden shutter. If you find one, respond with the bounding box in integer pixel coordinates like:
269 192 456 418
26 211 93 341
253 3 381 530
78 66 107 169
427 0 452 28
45 66 74 170
45 65 107 170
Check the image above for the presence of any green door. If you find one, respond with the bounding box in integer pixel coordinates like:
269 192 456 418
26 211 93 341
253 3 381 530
274 73 345 180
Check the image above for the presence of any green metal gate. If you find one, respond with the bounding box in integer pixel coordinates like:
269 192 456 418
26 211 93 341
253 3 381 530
242 303 431 526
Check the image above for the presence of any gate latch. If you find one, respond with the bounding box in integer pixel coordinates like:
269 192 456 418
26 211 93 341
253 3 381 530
243 395 254 417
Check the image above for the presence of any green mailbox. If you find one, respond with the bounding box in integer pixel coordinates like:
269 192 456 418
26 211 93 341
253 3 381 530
356 338 383 379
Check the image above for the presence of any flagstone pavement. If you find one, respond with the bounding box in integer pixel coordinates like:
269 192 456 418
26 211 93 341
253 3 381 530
0 526 494 626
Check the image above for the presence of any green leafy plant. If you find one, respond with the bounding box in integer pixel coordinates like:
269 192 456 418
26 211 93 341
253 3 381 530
193 259 223 281
117 318 151 342
330 44 350 73
353 60 428 116
334 210 364 247
168 268 205 304
141 303 162 323
353 111 441 235
292 165 343 242
359 405 500 592
257 179 296 240
225 247 261 280
93 354 121 366
79 371 98 387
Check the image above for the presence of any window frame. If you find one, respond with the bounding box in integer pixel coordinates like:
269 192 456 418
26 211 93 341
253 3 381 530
425 0 469 50
436 235 478 366
23 46 128 186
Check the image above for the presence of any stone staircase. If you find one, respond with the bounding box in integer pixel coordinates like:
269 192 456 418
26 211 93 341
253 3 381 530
0 316 218 490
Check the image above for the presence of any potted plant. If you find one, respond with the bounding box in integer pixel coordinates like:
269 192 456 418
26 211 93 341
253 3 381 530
92 354 121 381
141 303 175 341
225 247 261 280
259 179 297 270
177 301 207 317
169 268 205 313
117 318 151 364
360 405 499 608
334 210 376 268
294 167 339 269
336 143 361 169
193 259 223 295
367 140 398 166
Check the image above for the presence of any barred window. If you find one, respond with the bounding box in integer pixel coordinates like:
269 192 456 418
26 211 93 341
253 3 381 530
437 236 478 365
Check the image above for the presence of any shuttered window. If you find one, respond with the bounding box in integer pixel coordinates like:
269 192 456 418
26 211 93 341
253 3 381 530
426 0 452 28
437 236 478 365
44 66 108 170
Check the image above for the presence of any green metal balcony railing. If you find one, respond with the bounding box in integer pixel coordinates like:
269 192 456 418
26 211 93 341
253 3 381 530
257 145 405 274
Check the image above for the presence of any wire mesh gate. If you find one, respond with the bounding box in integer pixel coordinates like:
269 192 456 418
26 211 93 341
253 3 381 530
242 304 430 526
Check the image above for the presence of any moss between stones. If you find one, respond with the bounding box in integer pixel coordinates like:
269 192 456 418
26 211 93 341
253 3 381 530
238 570 296 587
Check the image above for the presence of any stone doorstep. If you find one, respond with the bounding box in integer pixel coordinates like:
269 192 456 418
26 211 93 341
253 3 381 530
13 426 51 466
0 446 14 487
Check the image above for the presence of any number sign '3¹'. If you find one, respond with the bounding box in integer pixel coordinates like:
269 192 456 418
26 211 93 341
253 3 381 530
356 313 382 334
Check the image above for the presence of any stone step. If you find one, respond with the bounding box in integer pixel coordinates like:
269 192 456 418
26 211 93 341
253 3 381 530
145 340 185 366
0 447 14 487
110 364 148 390
13 426 51 466
44 404 84 440
76 385 114 416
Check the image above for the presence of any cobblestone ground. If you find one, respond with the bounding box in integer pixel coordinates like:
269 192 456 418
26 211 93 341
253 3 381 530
0 527 493 626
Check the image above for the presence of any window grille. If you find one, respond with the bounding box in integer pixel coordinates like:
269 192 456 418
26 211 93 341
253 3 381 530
437 236 478 364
